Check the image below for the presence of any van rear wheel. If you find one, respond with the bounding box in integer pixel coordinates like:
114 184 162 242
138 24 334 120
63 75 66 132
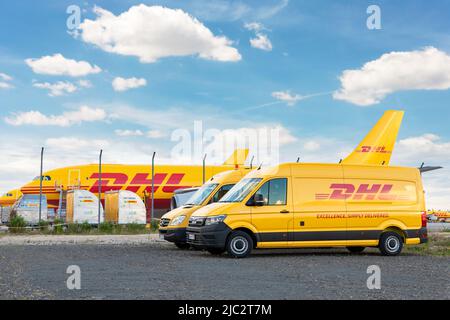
379 232 403 256
347 246 365 253
226 231 253 258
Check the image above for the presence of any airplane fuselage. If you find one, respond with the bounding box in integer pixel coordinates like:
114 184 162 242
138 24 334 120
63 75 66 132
19 164 239 217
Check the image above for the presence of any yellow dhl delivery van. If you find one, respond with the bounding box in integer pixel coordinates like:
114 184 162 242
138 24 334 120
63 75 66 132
186 163 428 258
159 169 250 249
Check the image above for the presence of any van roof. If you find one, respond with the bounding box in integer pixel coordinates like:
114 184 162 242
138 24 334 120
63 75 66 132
245 162 420 180
208 168 251 184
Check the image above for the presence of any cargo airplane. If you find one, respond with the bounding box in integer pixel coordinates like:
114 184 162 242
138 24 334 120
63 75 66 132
0 189 22 207
17 149 250 218
7 110 404 217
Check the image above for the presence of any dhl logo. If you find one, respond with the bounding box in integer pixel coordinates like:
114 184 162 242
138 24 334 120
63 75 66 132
315 184 411 201
356 145 391 154
87 173 190 194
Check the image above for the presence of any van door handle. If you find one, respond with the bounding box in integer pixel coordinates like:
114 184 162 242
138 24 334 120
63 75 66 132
280 210 290 214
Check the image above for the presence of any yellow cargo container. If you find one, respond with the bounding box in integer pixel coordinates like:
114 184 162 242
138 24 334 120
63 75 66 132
105 190 146 224
66 190 103 224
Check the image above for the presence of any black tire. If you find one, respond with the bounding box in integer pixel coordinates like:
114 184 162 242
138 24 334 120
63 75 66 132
207 248 226 255
379 231 403 256
174 242 190 250
347 246 365 253
226 231 253 258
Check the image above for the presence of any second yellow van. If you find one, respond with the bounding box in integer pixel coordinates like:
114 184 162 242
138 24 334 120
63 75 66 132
186 163 428 258
159 168 250 249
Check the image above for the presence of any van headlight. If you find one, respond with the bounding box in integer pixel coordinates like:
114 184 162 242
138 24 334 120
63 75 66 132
169 215 186 226
205 215 227 226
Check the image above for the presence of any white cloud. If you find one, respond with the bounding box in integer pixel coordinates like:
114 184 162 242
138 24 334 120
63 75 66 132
25 53 101 77
334 47 450 106
78 5 241 63
78 80 93 88
390 133 450 210
46 137 109 151
0 72 12 81
33 81 78 97
115 128 165 138
112 77 147 92
272 90 302 106
303 141 321 151
245 22 272 51
0 82 13 89
115 129 144 137
5 106 107 127
186 0 288 22
250 33 272 51
0 72 14 89
147 130 165 139
244 22 264 32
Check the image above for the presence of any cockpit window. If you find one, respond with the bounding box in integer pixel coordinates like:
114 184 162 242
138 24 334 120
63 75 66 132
33 175 52 181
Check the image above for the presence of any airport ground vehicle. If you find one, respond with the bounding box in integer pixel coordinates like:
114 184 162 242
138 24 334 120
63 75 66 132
159 169 249 249
186 163 428 258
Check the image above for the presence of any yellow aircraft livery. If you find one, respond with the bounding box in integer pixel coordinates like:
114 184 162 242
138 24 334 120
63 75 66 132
342 110 404 166
18 149 249 217
0 189 22 207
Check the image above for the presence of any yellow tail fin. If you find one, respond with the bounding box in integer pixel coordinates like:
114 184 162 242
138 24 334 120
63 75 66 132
342 110 404 166
223 149 250 166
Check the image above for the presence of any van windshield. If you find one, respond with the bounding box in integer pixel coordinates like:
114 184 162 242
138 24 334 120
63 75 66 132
185 183 219 206
219 178 262 203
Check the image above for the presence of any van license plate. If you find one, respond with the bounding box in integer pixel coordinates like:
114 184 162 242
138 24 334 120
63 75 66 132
159 234 165 240
188 233 195 240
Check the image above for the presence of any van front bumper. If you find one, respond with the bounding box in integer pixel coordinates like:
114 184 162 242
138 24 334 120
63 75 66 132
186 223 231 249
159 228 187 243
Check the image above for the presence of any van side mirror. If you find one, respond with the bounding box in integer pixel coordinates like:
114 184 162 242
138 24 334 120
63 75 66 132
253 193 265 206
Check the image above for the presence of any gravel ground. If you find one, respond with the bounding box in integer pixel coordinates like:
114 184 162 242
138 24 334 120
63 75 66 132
0 234 162 246
0 243 448 300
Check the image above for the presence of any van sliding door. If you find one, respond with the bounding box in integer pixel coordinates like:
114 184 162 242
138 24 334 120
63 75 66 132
290 165 347 246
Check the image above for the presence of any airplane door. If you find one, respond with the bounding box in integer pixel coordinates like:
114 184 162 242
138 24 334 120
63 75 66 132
68 169 81 189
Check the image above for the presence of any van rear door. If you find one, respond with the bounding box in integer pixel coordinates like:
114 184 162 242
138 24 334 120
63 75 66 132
343 166 420 243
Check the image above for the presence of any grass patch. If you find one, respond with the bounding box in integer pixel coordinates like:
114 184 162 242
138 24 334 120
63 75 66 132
9 216 27 234
98 222 115 234
403 234 450 256
5 218 158 235
98 222 148 234
66 222 93 234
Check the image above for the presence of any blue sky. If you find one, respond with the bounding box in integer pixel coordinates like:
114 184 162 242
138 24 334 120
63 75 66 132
0 0 449 208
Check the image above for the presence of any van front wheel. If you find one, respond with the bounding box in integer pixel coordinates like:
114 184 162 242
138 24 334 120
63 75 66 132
226 231 253 258
379 232 403 256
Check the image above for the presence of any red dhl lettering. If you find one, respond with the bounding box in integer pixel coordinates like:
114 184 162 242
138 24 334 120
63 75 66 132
315 183 406 201
357 145 391 154
88 173 190 194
